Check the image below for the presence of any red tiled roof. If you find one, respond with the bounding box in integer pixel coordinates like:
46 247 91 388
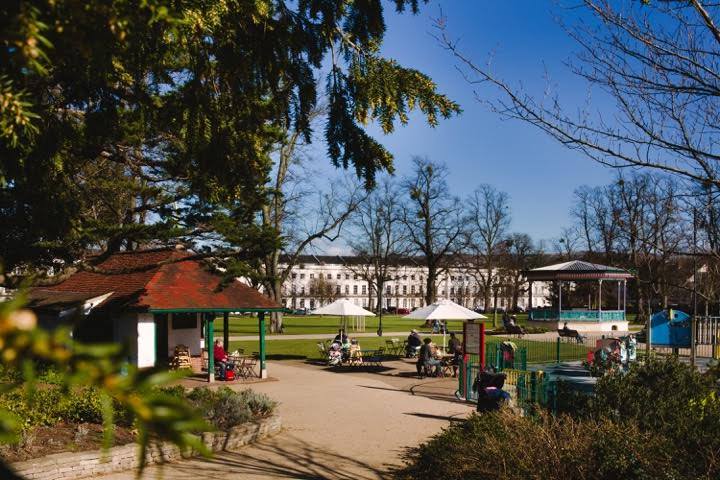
34 248 280 312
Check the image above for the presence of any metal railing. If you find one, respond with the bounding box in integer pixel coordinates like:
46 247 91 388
530 309 625 321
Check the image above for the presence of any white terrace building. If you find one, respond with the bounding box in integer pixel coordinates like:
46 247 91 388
279 255 551 312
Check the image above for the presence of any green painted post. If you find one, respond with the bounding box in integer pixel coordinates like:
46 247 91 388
259 312 267 378
556 337 561 363
496 346 502 371
530 371 537 403
223 312 229 351
207 317 215 383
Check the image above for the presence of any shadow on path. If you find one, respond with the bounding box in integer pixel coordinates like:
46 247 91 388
141 434 389 480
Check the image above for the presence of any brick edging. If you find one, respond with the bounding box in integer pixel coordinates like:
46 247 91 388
11 414 282 480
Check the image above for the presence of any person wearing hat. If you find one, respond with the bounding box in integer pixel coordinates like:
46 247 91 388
406 329 422 357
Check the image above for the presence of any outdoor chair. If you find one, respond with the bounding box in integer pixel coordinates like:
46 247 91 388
239 356 258 379
363 347 385 368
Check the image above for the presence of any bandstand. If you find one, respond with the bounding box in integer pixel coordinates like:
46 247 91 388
524 260 633 333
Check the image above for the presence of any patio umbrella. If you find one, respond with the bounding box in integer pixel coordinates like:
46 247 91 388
403 299 486 348
311 298 376 334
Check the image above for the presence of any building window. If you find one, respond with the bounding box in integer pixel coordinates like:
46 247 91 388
292 273 297 279
301 286 306 294
300 299 305 308
451 287 455 294
395 285 399 294
337 273 341 279
354 274 359 280
327 273 332 279
403 299 408 307
300 273 305 279
310 273 314 279
386 285 391 294
171 313 197 330
403 285 407 294
411 275 415 280
310 299 315 309
353 285 358 294
345 274 350 280
411 299 416 308
411 285 415 294
402 275 407 280
362 285 367 295
336 285 341 294
345 285 350 294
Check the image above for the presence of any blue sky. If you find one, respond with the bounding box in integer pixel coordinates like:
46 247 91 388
311 1 618 251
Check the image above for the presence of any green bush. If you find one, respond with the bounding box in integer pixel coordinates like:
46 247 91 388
396 357 720 480
0 383 276 433
185 387 277 431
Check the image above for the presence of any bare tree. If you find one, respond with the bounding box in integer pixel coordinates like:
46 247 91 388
307 276 340 307
256 107 365 332
346 177 408 312
464 184 511 310
401 156 464 305
500 233 542 312
554 227 580 260
436 1 720 191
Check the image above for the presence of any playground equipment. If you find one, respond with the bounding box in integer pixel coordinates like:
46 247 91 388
650 309 691 348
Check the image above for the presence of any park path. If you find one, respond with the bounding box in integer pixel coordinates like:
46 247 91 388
96 360 474 480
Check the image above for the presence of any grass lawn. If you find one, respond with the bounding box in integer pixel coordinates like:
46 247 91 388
229 333 592 364
215 313 529 336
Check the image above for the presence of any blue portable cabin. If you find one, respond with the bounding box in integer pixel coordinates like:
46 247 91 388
650 309 691 348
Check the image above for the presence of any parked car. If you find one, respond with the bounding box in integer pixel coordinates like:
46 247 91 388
396 308 410 315
473 306 486 314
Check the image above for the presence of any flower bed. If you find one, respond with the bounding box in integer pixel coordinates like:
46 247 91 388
1 385 277 463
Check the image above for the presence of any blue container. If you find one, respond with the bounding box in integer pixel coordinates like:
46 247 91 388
650 309 691 347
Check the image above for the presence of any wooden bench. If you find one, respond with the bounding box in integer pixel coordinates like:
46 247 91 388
505 324 525 338
558 329 587 344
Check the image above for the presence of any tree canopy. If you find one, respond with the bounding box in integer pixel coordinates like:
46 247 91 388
0 0 459 274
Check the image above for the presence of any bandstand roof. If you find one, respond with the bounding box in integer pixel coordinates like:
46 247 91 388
524 260 633 281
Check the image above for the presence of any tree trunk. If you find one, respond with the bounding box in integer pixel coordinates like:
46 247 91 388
269 278 284 333
426 269 437 305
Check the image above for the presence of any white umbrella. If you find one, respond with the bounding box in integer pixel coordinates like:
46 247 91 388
311 298 376 333
403 299 487 348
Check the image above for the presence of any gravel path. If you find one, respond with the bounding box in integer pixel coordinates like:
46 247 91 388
96 359 474 480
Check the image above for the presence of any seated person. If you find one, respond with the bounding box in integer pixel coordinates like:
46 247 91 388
416 338 442 377
349 338 362 362
406 329 422 357
334 329 349 345
448 332 463 377
213 339 234 380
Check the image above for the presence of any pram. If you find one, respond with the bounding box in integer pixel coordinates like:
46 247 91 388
473 370 510 412
328 342 343 366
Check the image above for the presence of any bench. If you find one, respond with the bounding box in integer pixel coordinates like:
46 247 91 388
504 324 525 338
355 347 385 368
558 328 587 344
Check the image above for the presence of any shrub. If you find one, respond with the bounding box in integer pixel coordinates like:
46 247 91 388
184 387 277 431
394 411 677 480
395 357 720 480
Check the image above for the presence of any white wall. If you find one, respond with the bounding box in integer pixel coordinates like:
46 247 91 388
137 313 156 368
167 312 203 356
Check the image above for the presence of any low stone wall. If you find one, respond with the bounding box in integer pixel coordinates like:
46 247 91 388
11 414 282 480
